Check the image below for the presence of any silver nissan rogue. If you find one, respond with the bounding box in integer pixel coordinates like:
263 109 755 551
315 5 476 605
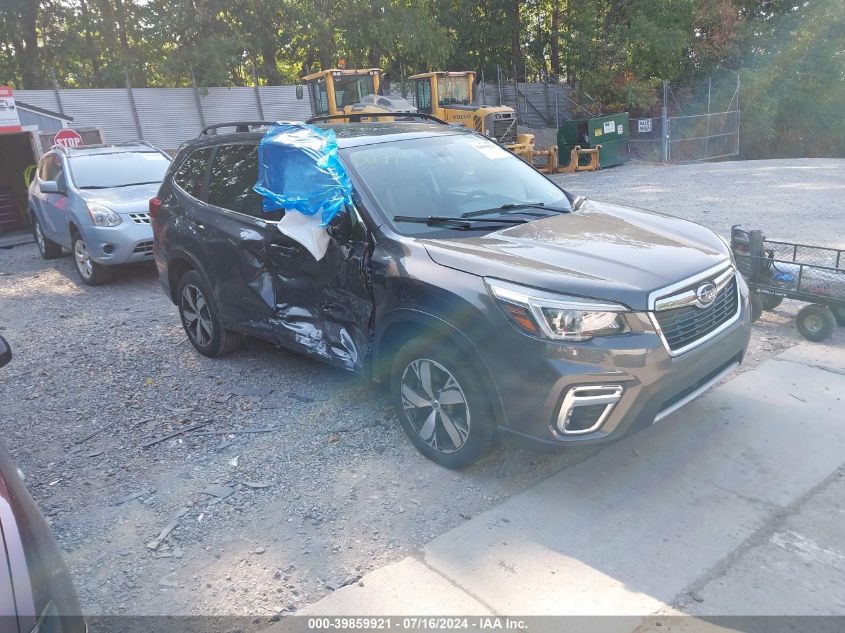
28 141 171 285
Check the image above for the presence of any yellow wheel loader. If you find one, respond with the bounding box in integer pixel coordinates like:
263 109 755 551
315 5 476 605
407 71 534 158
303 68 416 121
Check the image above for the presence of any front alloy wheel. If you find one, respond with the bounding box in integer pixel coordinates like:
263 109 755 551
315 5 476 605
401 358 471 454
391 341 494 469
72 236 111 285
74 239 92 279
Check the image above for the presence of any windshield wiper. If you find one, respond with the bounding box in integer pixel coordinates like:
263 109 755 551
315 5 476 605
393 215 528 229
461 202 570 218
112 181 161 188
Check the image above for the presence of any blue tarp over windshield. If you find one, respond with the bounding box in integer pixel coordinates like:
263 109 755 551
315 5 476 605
253 122 353 225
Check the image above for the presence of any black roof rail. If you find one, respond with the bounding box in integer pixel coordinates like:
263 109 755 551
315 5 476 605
199 121 279 136
306 113 449 125
52 139 161 153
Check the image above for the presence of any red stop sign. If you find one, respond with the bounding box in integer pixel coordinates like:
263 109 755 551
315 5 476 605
54 128 83 148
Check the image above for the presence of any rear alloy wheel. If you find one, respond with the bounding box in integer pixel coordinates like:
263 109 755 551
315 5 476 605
32 216 62 259
72 236 111 286
796 304 836 342
176 270 241 357
391 341 494 469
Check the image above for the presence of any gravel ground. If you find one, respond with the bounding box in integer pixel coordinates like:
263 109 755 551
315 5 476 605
550 157 845 246
1 158 842 618
0 252 591 617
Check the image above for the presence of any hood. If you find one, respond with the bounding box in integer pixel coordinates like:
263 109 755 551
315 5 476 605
422 199 731 310
77 182 160 215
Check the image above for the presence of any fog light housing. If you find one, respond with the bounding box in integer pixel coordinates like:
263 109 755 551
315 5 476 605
556 385 624 435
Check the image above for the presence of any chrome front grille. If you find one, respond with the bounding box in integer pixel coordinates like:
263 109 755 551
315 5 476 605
133 240 154 255
651 265 740 355
129 212 151 224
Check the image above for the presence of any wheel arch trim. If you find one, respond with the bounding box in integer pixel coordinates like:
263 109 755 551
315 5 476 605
374 307 508 429
165 248 212 304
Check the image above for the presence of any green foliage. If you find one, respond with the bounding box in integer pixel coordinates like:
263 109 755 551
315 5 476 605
738 0 845 157
0 0 842 157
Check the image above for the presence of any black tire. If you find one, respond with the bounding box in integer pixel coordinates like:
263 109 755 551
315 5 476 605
749 292 763 323
176 269 241 357
32 214 62 259
390 339 495 469
833 306 845 327
796 304 836 342
760 294 784 311
72 235 112 286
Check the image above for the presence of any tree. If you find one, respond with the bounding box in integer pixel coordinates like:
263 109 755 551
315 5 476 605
0 0 841 158
739 0 845 157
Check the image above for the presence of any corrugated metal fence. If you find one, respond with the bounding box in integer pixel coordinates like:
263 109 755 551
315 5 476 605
15 86 313 151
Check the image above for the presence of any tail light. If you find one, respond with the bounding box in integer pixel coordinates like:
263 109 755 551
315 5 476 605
149 196 162 221
149 197 163 248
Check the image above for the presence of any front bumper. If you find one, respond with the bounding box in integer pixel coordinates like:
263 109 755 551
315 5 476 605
481 279 752 449
82 220 154 265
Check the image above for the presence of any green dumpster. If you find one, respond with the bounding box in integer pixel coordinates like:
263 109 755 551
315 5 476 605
558 112 630 168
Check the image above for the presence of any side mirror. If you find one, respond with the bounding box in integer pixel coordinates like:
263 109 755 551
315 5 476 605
295 85 304 100
326 211 352 243
39 180 63 194
0 335 10 368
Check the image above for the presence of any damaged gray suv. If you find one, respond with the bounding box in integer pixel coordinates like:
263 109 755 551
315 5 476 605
152 119 751 468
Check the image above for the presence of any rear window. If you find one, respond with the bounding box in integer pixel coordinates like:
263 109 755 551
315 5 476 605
207 144 263 217
69 151 170 189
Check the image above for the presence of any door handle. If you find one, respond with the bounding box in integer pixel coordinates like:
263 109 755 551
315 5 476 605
190 220 205 231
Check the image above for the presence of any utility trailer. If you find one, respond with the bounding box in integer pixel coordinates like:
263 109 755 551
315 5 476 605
732 226 845 341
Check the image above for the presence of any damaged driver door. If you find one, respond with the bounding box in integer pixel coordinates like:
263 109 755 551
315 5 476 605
265 206 374 373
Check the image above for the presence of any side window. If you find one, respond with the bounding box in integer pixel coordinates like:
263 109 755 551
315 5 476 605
38 156 51 180
174 147 212 199
47 154 67 190
313 79 330 115
415 80 432 114
41 155 59 181
207 144 263 217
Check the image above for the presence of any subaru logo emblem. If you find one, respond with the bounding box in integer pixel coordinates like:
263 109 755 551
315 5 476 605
696 282 718 307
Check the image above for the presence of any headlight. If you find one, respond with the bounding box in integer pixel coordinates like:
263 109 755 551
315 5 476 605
87 202 122 227
486 278 629 341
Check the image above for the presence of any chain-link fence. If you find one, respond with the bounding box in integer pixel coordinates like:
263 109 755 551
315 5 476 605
629 74 741 163
467 69 740 163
